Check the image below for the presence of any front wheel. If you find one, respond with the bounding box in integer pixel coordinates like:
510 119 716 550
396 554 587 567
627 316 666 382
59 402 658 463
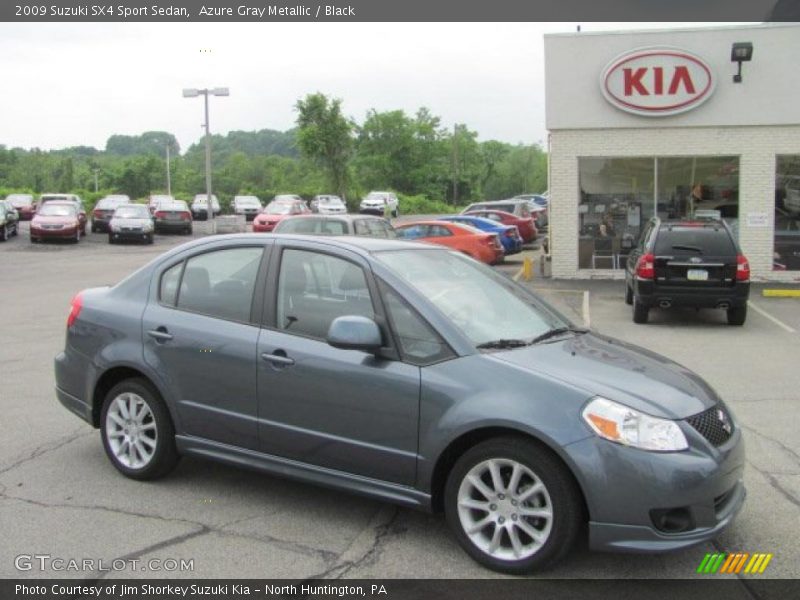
727 304 747 326
0 224 7 241
100 378 180 480
444 437 583 574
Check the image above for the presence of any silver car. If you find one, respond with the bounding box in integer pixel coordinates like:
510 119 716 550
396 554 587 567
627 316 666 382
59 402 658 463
311 194 347 214
232 195 263 221
108 204 154 244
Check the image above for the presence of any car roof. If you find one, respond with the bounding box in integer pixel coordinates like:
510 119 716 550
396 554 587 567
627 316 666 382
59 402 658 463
288 214 382 222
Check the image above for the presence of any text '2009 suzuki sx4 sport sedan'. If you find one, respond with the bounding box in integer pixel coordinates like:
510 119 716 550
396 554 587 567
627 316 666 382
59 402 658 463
55 234 744 573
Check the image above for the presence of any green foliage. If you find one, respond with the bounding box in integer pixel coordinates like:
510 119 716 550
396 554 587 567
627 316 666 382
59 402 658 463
0 97 548 211
295 93 354 198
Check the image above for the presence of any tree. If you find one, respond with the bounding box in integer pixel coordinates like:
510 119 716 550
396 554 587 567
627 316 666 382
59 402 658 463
295 93 353 198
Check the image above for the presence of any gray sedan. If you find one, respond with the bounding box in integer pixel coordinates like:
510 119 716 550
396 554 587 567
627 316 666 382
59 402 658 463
54 235 744 573
108 204 154 244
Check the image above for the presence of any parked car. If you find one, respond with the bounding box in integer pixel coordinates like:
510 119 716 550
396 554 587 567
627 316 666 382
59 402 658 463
232 195 263 221
395 220 504 265
191 194 221 220
624 218 750 325
360 191 399 217
6 193 35 220
148 194 175 214
311 195 347 214
462 208 537 244
252 199 310 233
438 215 523 256
513 194 549 229
108 204 155 244
274 214 396 238
30 201 82 243
773 207 800 270
0 199 20 241
92 195 131 233
39 194 87 235
153 200 193 235
54 235 745 574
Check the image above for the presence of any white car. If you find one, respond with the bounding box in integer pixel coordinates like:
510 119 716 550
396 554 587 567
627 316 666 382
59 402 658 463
191 194 221 220
312 195 347 215
232 195 263 221
148 194 175 214
359 191 399 217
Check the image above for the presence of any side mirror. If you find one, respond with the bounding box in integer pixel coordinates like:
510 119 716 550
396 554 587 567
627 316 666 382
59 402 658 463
327 316 382 353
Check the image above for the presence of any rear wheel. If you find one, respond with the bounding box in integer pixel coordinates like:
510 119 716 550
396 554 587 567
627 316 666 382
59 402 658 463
727 304 747 326
392 208 399 218
0 224 7 241
108 234 114 244
625 284 633 305
100 378 179 480
445 437 582 574
632 297 649 324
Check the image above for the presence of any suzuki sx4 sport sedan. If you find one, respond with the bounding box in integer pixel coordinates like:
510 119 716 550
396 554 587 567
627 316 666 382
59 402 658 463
55 235 745 573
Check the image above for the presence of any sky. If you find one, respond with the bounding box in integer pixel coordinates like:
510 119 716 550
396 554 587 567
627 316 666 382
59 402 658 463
0 22 749 153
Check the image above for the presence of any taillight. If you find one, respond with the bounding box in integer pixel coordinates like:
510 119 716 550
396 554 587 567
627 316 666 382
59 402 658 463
67 292 83 328
93 209 102 217
736 255 750 282
155 211 166 219
636 253 655 279
181 212 191 221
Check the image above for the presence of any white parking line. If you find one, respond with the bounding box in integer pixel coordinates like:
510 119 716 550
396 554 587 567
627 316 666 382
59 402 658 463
747 301 796 333
582 291 591 328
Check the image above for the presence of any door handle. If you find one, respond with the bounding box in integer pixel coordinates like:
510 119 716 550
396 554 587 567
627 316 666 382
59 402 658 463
147 328 173 342
261 352 295 367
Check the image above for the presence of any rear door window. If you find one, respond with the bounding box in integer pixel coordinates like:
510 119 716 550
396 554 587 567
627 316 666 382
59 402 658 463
654 227 736 256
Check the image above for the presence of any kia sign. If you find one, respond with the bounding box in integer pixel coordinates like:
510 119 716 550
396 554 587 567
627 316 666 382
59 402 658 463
601 47 715 117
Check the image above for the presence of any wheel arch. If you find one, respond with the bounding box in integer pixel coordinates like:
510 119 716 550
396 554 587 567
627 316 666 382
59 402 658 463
428 426 590 520
91 365 176 429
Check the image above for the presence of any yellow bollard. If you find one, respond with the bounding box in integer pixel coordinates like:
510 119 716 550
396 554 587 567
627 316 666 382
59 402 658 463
522 256 534 281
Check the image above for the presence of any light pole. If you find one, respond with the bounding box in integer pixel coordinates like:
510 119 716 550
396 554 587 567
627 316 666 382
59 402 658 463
165 144 172 197
93 168 99 193
182 87 229 226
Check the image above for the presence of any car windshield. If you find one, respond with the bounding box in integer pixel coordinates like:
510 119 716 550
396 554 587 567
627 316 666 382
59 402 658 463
655 226 736 256
275 195 300 202
264 202 294 215
319 197 342 204
236 197 260 205
114 205 149 219
376 249 567 346
38 204 75 217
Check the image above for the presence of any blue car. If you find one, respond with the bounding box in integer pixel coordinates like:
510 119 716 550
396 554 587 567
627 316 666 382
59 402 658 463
440 215 523 255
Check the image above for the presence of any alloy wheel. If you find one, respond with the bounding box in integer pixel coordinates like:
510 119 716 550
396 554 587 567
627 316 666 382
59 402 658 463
104 392 158 469
457 458 553 561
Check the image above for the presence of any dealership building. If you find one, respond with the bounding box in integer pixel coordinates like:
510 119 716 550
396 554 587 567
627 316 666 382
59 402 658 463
544 23 800 281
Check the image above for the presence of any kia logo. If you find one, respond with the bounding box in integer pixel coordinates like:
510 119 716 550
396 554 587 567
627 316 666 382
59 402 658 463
601 47 715 117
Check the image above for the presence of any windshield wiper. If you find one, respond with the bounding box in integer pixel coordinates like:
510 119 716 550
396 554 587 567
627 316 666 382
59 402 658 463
530 326 588 345
671 244 703 253
476 338 530 350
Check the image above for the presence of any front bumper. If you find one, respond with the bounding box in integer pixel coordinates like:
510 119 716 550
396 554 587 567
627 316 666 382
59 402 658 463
565 420 746 552
110 229 152 242
359 207 385 216
31 226 78 239
253 222 277 232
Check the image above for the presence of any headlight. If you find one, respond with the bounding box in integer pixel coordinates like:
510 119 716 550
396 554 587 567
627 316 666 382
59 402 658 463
142 221 153 232
582 397 688 452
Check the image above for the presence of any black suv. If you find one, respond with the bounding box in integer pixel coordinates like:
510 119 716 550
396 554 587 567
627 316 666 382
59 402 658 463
624 218 750 325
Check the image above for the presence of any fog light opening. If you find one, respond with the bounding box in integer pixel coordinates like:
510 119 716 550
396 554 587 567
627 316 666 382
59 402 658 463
650 507 695 533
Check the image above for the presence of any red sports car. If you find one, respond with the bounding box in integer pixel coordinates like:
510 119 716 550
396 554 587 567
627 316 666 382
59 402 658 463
463 209 537 243
394 220 504 265
252 199 310 233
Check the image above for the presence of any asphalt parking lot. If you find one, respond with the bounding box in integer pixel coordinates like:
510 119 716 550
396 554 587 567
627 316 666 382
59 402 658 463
1 222 798 581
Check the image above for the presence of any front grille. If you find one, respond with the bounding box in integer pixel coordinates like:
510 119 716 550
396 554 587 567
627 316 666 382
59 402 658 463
685 405 733 447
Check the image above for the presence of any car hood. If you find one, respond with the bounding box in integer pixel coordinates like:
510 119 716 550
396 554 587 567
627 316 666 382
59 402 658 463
489 333 719 419
111 218 149 227
257 214 287 223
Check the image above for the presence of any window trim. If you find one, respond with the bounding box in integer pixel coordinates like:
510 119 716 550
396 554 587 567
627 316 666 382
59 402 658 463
263 244 398 359
155 245 269 326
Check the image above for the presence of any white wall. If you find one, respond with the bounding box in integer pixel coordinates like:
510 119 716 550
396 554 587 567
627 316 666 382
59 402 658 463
545 24 800 131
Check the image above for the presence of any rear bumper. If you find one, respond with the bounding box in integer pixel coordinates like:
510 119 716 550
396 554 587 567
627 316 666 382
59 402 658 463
635 280 750 308
92 220 111 231
54 351 94 426
155 220 190 232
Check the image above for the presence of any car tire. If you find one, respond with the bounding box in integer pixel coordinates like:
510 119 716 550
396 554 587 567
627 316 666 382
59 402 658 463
727 304 747 326
147 234 154 244
625 284 633 305
73 229 80 244
100 378 180 481
108 234 114 244
444 436 583 574
0 224 7 241
392 208 399 218
632 297 649 324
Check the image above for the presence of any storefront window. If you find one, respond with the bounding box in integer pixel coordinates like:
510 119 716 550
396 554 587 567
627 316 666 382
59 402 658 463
774 155 800 271
578 156 739 269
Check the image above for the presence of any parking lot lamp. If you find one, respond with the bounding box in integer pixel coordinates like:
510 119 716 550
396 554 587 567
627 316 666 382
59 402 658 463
182 87 230 225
